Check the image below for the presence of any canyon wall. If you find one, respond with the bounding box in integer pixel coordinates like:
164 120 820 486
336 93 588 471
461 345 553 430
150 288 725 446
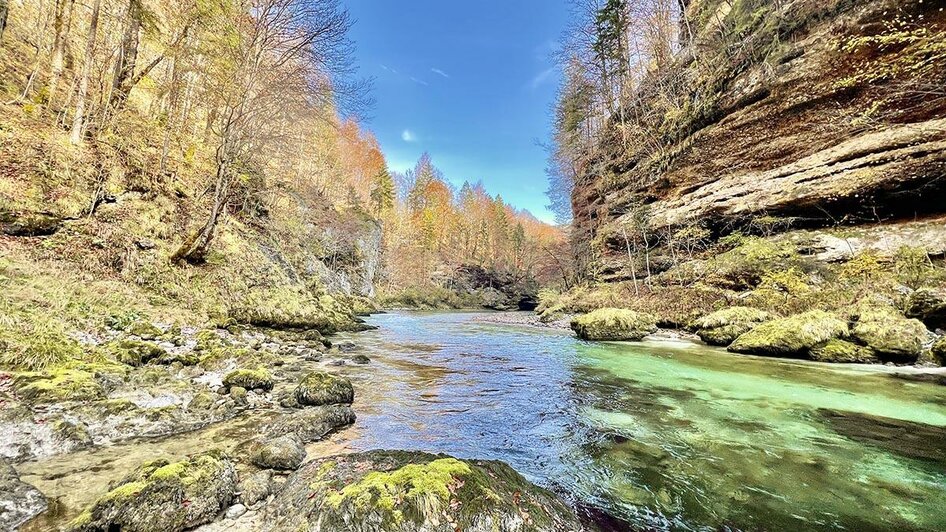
573 0 946 279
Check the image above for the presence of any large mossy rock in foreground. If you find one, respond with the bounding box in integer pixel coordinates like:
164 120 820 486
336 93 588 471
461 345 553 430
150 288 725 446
729 310 849 357
691 307 772 346
68 451 237 532
264 450 584 532
570 308 658 341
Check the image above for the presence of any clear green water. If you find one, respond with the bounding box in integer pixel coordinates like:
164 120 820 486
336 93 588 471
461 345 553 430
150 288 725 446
331 312 946 531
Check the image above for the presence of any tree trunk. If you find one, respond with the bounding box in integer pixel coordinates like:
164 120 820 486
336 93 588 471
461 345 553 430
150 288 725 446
0 0 8 41
171 153 232 264
70 0 101 144
622 227 640 296
48 0 75 109
107 0 142 113
160 56 183 174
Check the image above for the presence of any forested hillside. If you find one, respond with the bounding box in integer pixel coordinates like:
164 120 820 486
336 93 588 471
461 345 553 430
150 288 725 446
543 0 946 365
0 0 565 364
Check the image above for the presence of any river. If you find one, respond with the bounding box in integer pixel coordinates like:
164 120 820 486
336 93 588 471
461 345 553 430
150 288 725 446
21 311 946 531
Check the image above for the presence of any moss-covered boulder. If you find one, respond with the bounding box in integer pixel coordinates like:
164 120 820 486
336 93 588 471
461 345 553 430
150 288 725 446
187 392 216 411
111 340 168 367
0 458 48 531
930 336 946 365
228 289 357 334
729 310 849 358
126 321 163 340
810 339 880 364
67 451 237 532
703 237 802 290
14 369 106 403
851 310 930 363
223 368 274 392
264 450 584 531
249 435 306 471
905 288 946 331
570 308 658 341
194 329 224 352
294 372 354 406
692 307 772 346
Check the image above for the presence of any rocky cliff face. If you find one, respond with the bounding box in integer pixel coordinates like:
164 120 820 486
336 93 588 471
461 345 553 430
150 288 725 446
574 0 946 277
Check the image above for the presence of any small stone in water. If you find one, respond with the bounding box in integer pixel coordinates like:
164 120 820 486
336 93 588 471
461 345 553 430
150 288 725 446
230 386 248 406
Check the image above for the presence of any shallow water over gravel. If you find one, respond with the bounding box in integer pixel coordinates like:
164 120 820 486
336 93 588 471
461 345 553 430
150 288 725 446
19 311 946 531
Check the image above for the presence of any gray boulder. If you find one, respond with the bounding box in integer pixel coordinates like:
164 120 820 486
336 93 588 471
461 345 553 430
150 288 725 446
249 435 306 471
0 459 48 531
264 405 356 443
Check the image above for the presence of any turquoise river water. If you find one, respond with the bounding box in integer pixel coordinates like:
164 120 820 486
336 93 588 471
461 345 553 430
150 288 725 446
329 311 946 531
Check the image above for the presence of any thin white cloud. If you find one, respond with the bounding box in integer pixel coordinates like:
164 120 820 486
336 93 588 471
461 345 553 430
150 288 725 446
529 66 556 90
401 130 417 143
431 68 450 79
410 76 429 86
380 64 400 75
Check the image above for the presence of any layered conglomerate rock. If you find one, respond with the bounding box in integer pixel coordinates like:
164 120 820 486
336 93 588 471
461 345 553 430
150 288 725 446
573 0 946 275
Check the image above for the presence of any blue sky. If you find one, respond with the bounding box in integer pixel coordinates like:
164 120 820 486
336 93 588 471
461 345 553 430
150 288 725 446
344 0 569 223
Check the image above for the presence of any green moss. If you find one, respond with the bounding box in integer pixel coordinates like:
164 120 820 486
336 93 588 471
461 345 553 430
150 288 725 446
125 321 163 340
705 237 801 290
570 308 658 341
325 458 472 517
851 309 929 363
68 509 93 529
810 339 879 364
223 368 274 391
692 306 771 330
68 451 236 532
228 288 355 333
150 462 188 481
378 286 485 311
108 339 167 367
102 481 148 502
194 329 223 351
693 307 773 346
295 371 354 406
14 368 106 403
729 310 849 358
